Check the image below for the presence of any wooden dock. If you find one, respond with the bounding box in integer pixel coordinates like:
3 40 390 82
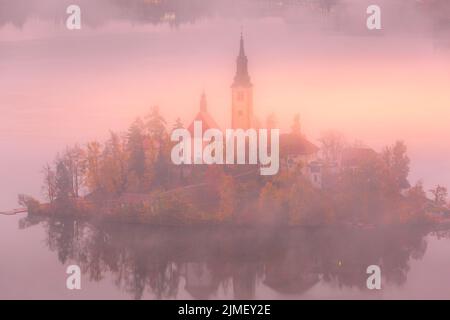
0 208 28 216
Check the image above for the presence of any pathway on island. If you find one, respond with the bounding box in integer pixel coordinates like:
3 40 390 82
156 168 259 197
106 168 260 206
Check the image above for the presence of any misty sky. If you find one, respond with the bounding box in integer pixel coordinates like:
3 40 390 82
1 0 450 208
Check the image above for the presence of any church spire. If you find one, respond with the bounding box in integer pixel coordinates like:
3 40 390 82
231 31 254 130
232 32 252 88
200 91 207 112
239 31 245 57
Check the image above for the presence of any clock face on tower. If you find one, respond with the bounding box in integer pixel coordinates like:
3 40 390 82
232 88 253 130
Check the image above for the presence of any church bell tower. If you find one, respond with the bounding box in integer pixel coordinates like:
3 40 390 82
231 33 253 130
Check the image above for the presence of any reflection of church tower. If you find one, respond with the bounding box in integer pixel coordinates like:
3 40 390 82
231 33 253 130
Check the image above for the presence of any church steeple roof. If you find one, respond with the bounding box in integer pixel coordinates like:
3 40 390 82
239 32 246 57
232 32 252 88
187 91 220 134
200 90 207 112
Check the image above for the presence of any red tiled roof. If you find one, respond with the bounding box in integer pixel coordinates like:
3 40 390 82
280 133 319 156
188 110 220 134
341 147 377 167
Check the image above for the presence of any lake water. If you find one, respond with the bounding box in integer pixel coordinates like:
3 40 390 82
1 213 450 300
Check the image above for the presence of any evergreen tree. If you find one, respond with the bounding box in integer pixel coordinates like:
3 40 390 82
381 141 410 193
64 145 86 198
55 159 72 201
127 118 147 191
173 117 184 131
42 163 56 203
146 106 167 143
96 132 128 195
429 185 448 207
145 106 170 189
85 141 102 192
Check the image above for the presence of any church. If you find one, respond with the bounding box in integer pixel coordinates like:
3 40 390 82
188 33 258 134
187 33 320 182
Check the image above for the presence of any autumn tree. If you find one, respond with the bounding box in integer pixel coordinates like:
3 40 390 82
258 182 281 220
127 118 147 191
381 141 410 194
429 185 448 207
258 172 292 225
331 144 387 223
391 141 410 188
146 106 167 144
64 145 86 198
100 132 127 195
42 163 56 203
319 130 346 165
55 158 72 202
84 141 102 192
146 106 170 188
18 194 41 214
405 181 428 219
217 174 236 222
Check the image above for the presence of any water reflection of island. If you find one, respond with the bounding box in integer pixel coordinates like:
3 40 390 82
20 215 434 299
4 0 450 41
